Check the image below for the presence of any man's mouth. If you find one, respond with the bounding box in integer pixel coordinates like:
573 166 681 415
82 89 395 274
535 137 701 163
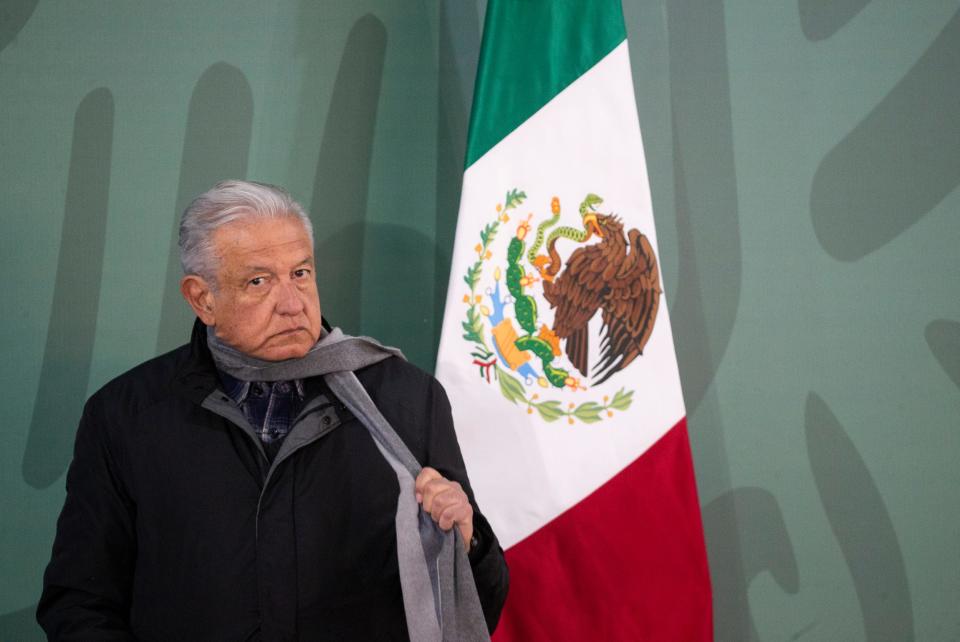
275 327 307 337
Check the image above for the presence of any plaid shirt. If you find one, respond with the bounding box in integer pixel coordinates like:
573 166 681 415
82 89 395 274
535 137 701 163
218 371 305 445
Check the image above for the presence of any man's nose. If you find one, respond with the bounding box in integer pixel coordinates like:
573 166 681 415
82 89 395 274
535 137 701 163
274 281 305 315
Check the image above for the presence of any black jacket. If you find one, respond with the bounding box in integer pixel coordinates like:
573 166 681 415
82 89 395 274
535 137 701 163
38 322 509 641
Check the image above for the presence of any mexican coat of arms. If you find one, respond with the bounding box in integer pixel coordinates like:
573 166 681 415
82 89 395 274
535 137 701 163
460 189 662 425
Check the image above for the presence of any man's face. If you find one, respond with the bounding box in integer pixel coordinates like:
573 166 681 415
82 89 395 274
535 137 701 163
205 216 322 361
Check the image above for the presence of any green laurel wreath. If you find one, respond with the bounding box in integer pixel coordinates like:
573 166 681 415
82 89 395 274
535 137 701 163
461 189 635 424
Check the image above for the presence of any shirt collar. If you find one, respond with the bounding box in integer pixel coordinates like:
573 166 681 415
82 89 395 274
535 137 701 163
216 370 304 405
218 370 251 404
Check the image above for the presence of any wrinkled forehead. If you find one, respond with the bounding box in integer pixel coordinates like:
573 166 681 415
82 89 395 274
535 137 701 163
213 215 315 266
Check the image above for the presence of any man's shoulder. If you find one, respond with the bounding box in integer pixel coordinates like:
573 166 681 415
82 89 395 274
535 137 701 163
355 354 440 396
87 342 195 420
351 355 451 460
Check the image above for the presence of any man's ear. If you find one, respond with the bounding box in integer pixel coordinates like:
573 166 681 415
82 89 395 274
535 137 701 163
180 275 217 326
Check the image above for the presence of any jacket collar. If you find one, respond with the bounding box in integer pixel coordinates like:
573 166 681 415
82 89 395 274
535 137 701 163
172 318 222 405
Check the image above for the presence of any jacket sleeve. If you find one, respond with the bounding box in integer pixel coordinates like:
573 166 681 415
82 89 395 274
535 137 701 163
37 394 138 641
424 376 510 634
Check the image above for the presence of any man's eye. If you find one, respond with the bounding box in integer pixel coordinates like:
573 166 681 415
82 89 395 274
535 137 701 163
294 269 311 278
249 277 266 286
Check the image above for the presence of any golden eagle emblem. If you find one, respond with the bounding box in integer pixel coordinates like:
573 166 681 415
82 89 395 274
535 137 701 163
536 196 661 385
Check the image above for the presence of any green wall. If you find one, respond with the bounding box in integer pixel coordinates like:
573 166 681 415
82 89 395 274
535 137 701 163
2 1 958 639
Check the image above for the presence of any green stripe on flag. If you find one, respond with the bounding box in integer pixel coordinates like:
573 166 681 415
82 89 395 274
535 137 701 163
465 0 627 168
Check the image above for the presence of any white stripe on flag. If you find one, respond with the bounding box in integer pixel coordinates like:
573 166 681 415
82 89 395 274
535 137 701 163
437 43 685 549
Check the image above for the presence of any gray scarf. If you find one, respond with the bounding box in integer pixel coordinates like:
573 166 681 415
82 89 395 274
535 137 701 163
206 327 490 642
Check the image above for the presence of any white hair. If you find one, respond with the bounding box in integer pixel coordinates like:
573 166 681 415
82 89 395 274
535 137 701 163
179 180 314 285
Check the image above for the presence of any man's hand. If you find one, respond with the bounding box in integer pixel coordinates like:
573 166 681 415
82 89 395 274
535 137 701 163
415 467 474 551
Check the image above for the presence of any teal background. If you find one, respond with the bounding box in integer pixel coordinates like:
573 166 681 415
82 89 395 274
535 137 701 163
2 1 958 639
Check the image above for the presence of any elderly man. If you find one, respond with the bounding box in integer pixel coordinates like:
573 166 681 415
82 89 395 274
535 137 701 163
38 180 509 641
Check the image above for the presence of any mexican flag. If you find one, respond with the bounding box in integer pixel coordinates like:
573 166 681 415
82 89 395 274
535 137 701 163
435 1 713 640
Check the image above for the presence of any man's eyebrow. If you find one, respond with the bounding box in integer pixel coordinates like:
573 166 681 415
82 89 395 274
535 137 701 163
236 257 313 275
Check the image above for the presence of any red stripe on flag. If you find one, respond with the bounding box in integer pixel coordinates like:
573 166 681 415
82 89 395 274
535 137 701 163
492 418 713 641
